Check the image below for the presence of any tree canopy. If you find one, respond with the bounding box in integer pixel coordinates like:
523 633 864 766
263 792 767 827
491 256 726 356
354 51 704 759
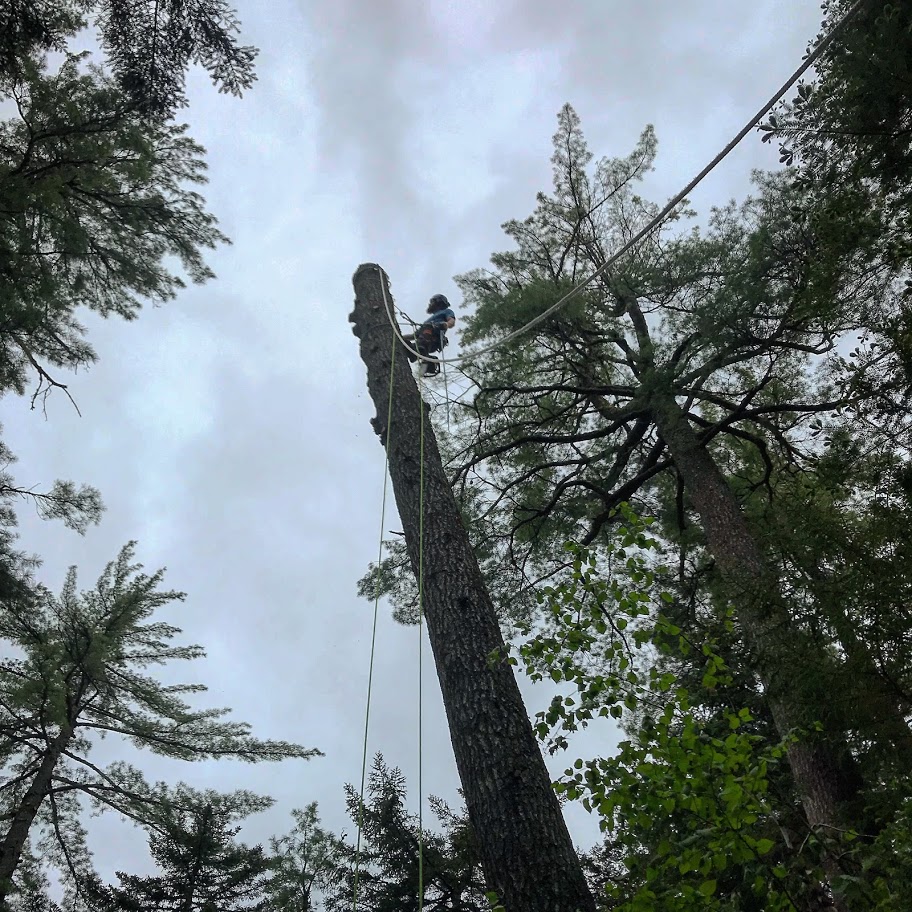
0 1 258 116
2 0 911 908
0 0 248 602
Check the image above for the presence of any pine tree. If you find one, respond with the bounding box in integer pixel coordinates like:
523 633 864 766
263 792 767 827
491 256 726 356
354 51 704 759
265 804 338 912
0 544 317 906
352 265 596 912
89 789 273 912
2 847 61 912
366 99 910 895
324 756 487 912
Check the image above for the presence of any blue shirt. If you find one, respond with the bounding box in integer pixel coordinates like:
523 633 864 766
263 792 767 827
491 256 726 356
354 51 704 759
422 308 455 332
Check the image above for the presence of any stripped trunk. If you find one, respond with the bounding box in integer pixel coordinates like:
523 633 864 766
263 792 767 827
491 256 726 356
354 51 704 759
0 723 74 906
350 264 596 912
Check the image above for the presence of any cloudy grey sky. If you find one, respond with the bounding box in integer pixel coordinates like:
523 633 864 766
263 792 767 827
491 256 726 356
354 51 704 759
6 0 824 885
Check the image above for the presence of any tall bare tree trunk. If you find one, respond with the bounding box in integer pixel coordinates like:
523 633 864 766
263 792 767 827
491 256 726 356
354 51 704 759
350 264 595 912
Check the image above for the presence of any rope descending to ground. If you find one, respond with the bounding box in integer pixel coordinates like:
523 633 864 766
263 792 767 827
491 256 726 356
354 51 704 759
352 334 398 911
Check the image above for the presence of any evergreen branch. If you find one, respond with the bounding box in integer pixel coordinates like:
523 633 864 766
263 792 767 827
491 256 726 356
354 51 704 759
78 720 314 761
462 413 644 473
10 335 82 417
477 382 637 398
46 789 86 903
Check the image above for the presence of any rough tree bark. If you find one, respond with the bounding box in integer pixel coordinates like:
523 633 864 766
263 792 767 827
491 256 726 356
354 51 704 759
630 291 909 837
650 394 863 825
650 392 867 909
350 264 596 912
0 723 74 907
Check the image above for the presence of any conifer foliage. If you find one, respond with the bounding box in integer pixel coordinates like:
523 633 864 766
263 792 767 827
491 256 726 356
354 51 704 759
324 756 487 912
0 1 258 116
88 790 274 912
0 546 316 906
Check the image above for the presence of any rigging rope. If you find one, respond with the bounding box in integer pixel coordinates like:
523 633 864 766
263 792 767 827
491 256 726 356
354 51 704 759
379 0 865 367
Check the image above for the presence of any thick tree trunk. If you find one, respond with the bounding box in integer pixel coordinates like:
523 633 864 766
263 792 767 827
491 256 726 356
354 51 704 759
649 395 863 843
350 264 596 912
0 723 74 906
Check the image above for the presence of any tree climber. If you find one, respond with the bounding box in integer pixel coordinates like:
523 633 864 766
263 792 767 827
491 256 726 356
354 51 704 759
404 294 456 376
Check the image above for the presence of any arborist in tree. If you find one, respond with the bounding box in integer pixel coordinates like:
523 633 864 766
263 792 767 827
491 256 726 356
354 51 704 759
404 294 455 376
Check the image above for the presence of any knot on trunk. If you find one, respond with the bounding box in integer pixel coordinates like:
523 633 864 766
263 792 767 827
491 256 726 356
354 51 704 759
370 414 387 444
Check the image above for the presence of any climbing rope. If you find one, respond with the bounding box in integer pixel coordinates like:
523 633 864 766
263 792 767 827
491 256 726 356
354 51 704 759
378 0 866 368
417 367 427 912
351 334 398 911
352 273 427 911
439 329 451 432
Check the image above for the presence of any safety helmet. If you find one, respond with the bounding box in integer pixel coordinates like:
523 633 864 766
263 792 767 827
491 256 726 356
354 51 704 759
428 294 450 312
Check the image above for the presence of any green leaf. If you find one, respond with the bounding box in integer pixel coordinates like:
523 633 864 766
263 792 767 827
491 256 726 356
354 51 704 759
755 838 775 856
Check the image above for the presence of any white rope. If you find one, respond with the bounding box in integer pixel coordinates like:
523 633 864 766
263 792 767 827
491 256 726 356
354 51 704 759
439 330 451 431
379 0 865 367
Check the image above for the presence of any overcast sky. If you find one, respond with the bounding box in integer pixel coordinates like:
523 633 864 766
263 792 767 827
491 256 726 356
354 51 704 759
6 0 825 886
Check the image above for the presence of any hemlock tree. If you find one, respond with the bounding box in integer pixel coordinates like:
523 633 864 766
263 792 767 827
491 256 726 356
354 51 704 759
0 52 225 408
0 1 269 905
86 789 273 912
0 543 318 906
324 756 487 912
0 47 227 545
0 0 256 551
